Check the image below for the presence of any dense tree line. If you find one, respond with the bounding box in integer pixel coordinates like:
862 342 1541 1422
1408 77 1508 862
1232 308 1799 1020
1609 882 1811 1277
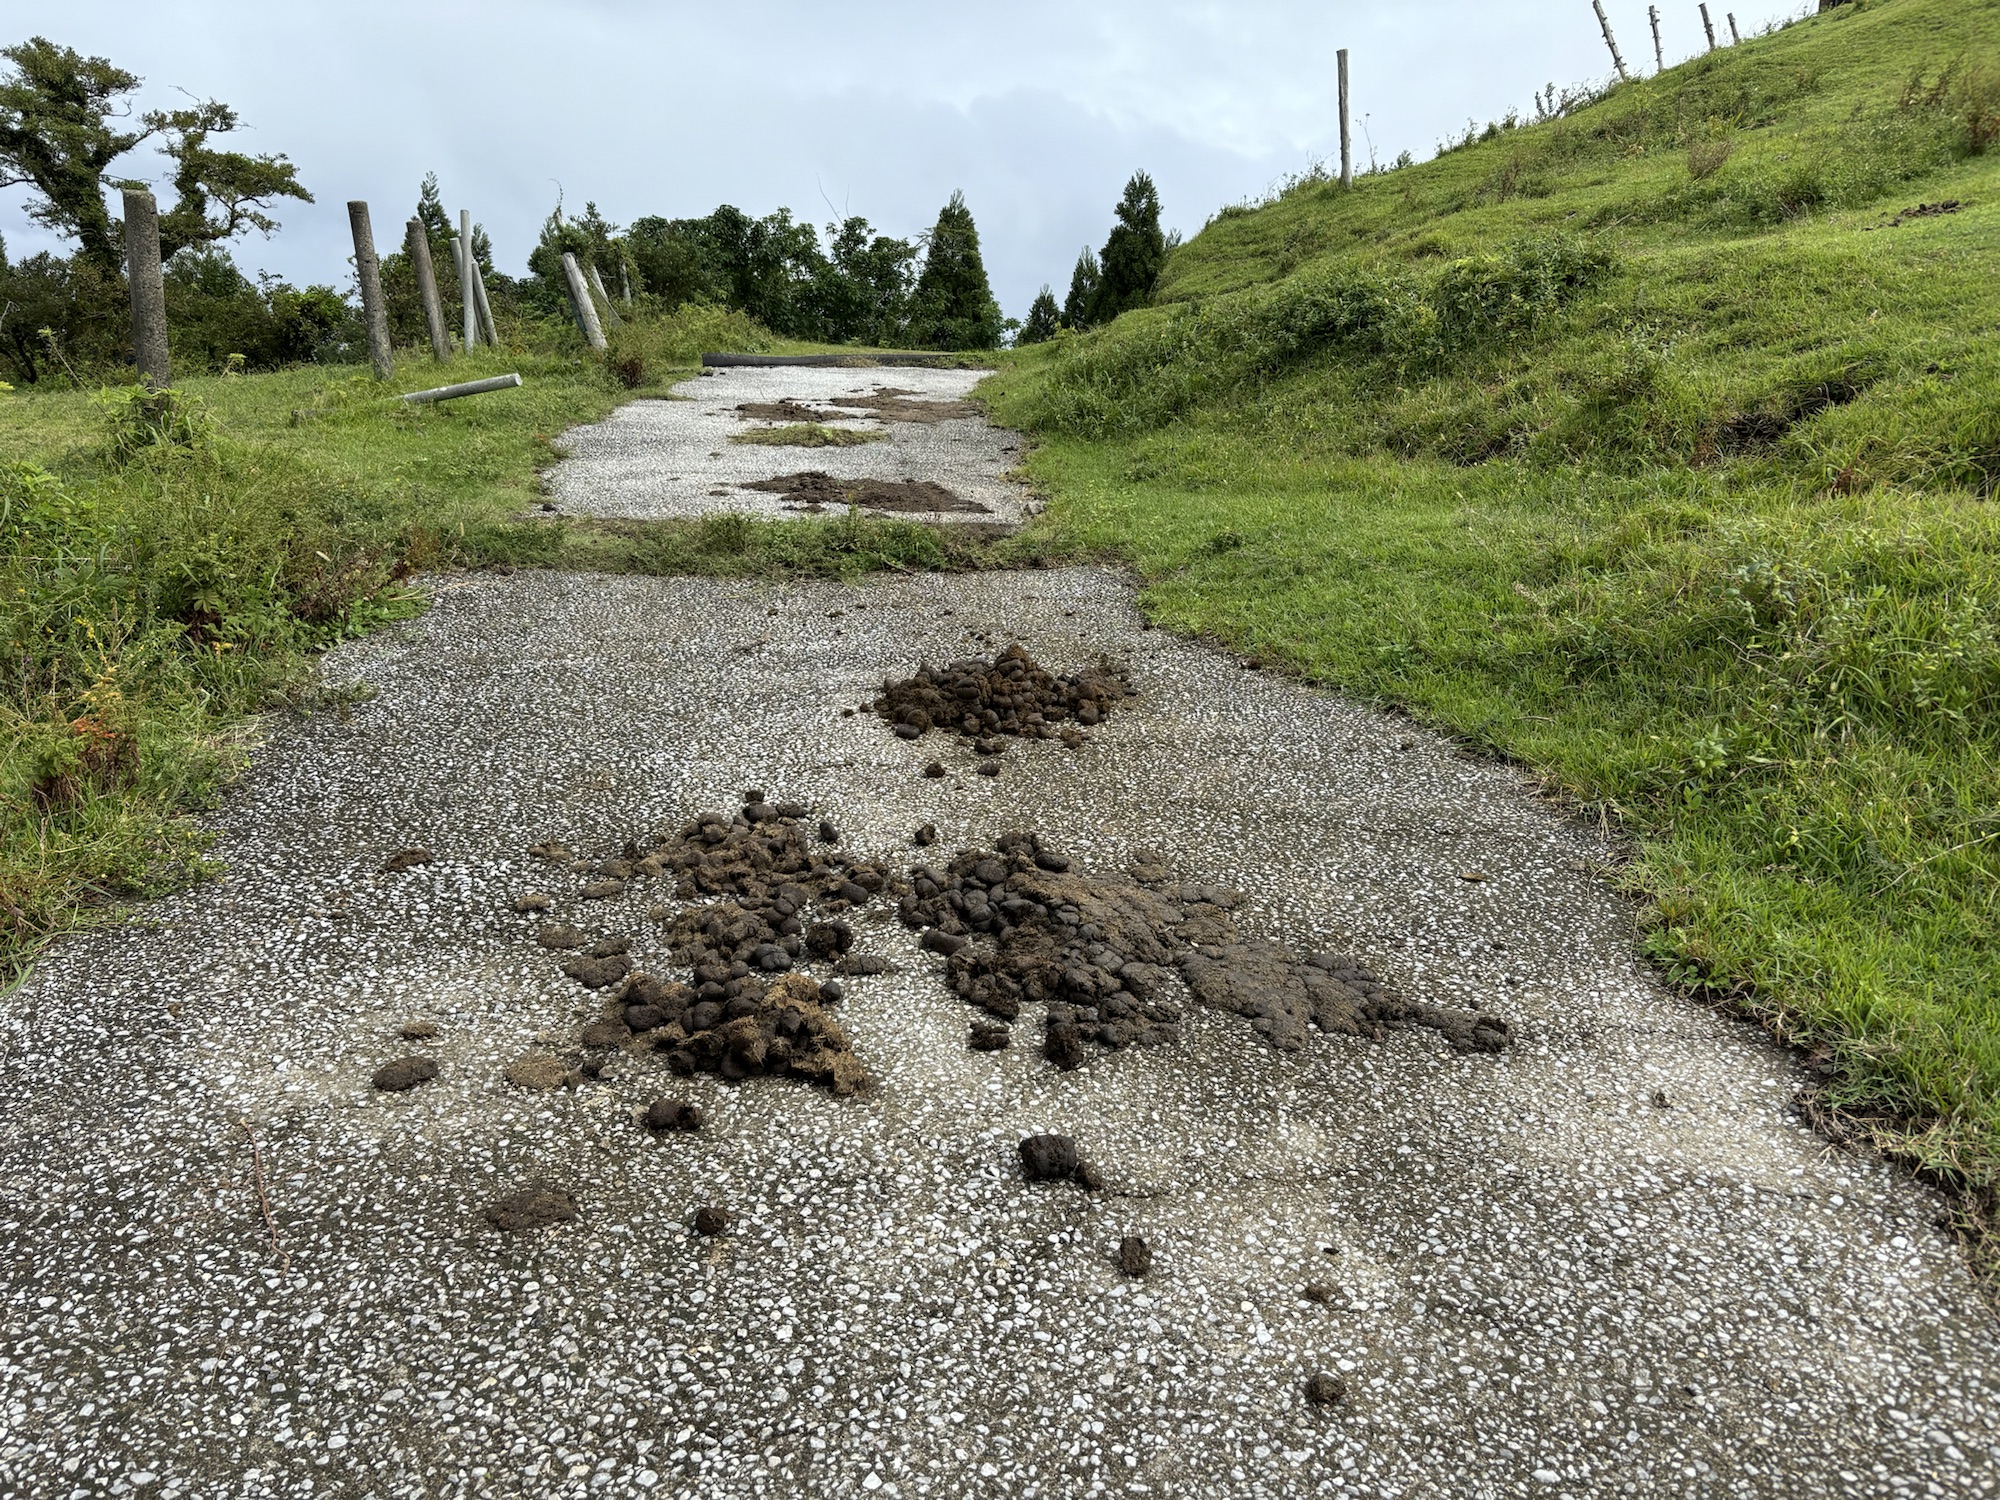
0 32 1016 382
542 189 1004 350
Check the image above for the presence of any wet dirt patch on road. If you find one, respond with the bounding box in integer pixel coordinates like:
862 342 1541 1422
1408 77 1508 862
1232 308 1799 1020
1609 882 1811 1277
740 470 988 514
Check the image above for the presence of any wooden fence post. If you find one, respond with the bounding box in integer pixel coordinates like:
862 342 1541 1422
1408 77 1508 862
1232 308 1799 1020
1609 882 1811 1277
458 210 478 349
1700 3 1718 50
561 252 607 351
122 188 170 390
1649 6 1665 71
1592 1 1631 81
1728 13 1741 43
1337 48 1353 189
347 201 394 379
587 261 624 329
406 218 451 360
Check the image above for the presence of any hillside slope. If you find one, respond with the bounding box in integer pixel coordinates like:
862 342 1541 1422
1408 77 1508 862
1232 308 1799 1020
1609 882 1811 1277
989 0 2000 1234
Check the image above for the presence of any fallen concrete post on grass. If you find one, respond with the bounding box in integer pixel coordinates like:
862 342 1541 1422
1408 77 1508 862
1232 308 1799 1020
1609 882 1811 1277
399 373 523 405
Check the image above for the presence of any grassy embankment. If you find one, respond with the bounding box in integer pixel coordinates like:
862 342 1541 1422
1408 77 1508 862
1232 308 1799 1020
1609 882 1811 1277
1 306 1013 980
988 0 2000 1234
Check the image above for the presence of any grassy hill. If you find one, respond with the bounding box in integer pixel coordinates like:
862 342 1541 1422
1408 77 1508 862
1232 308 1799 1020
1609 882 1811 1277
988 0 2000 1236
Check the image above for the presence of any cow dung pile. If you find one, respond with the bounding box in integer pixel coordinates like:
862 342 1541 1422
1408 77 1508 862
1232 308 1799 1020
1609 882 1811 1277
530 794 906 1096
899 832 1512 1066
870 644 1132 745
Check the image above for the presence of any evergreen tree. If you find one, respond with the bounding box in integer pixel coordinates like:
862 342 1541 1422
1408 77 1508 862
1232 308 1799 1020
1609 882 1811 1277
905 190 1003 350
1061 247 1099 330
1017 286 1061 345
415 171 452 247
1086 171 1167 325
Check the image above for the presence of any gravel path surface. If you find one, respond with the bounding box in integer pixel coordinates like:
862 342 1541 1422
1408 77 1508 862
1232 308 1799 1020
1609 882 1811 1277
4 564 1997 1500
546 367 1033 523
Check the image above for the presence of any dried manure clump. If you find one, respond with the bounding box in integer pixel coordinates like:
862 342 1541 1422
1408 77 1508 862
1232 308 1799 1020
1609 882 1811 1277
526 795 904 1097
901 831 1511 1068
870 644 1132 745
371 1057 439 1092
486 1186 577 1233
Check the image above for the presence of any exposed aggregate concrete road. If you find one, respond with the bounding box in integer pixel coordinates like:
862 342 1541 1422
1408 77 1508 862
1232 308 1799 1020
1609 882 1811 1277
5 570 1997 1499
545 366 1033 523
3 373 1997 1498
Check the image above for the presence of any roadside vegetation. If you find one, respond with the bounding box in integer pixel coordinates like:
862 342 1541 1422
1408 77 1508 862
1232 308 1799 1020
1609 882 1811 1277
987 0 2000 1241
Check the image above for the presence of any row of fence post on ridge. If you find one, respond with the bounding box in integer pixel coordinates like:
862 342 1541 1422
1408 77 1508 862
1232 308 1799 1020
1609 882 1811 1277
116 186 619 396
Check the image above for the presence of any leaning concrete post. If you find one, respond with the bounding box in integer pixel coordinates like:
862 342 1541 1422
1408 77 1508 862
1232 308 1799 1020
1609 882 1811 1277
1700 3 1718 50
406 218 451 359
561 252 607 351
588 261 624 328
1337 49 1353 189
122 189 170 390
1728 12 1741 43
1592 0 1631 80
1649 6 1665 71
458 210 478 349
472 259 499 347
347 201 394 379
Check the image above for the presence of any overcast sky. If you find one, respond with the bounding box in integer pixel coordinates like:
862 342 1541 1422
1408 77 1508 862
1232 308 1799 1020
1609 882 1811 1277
8 1 1809 317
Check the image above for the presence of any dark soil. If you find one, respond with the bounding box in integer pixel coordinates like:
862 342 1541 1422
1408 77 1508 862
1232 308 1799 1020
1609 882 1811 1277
830 388 981 425
736 399 841 423
382 849 433 873
371 1057 439 1092
1306 1372 1348 1407
530 797 914 1097
1019 1134 1082 1182
870 645 1132 744
646 1098 705 1132
900 831 1511 1068
1119 1235 1153 1277
739 470 989 515
486 1186 577 1232
693 1206 733 1236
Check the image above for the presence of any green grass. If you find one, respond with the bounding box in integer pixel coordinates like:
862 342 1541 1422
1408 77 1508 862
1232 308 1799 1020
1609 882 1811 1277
730 423 888 448
987 0 2000 1224
0 303 1029 981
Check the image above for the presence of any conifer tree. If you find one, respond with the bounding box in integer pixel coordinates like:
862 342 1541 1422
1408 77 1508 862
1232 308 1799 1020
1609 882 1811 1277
1017 286 1060 345
1086 171 1167 325
1061 247 1099 330
905 190 1003 350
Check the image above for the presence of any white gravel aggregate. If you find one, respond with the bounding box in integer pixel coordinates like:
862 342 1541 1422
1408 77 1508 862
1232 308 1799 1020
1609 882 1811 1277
3 566 1996 1499
546 367 1031 523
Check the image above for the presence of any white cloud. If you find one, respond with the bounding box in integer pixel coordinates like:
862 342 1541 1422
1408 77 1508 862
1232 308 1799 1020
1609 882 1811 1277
2 1 1811 316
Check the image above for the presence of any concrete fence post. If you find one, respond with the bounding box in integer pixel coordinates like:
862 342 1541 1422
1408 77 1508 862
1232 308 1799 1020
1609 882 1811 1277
472 260 499 348
347 201 394 379
1728 13 1741 43
1700 3 1718 50
561 252 607 351
1337 49 1353 189
458 210 479 350
588 261 624 329
1592 2 1631 81
407 218 451 360
122 188 170 390
1649 6 1665 72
